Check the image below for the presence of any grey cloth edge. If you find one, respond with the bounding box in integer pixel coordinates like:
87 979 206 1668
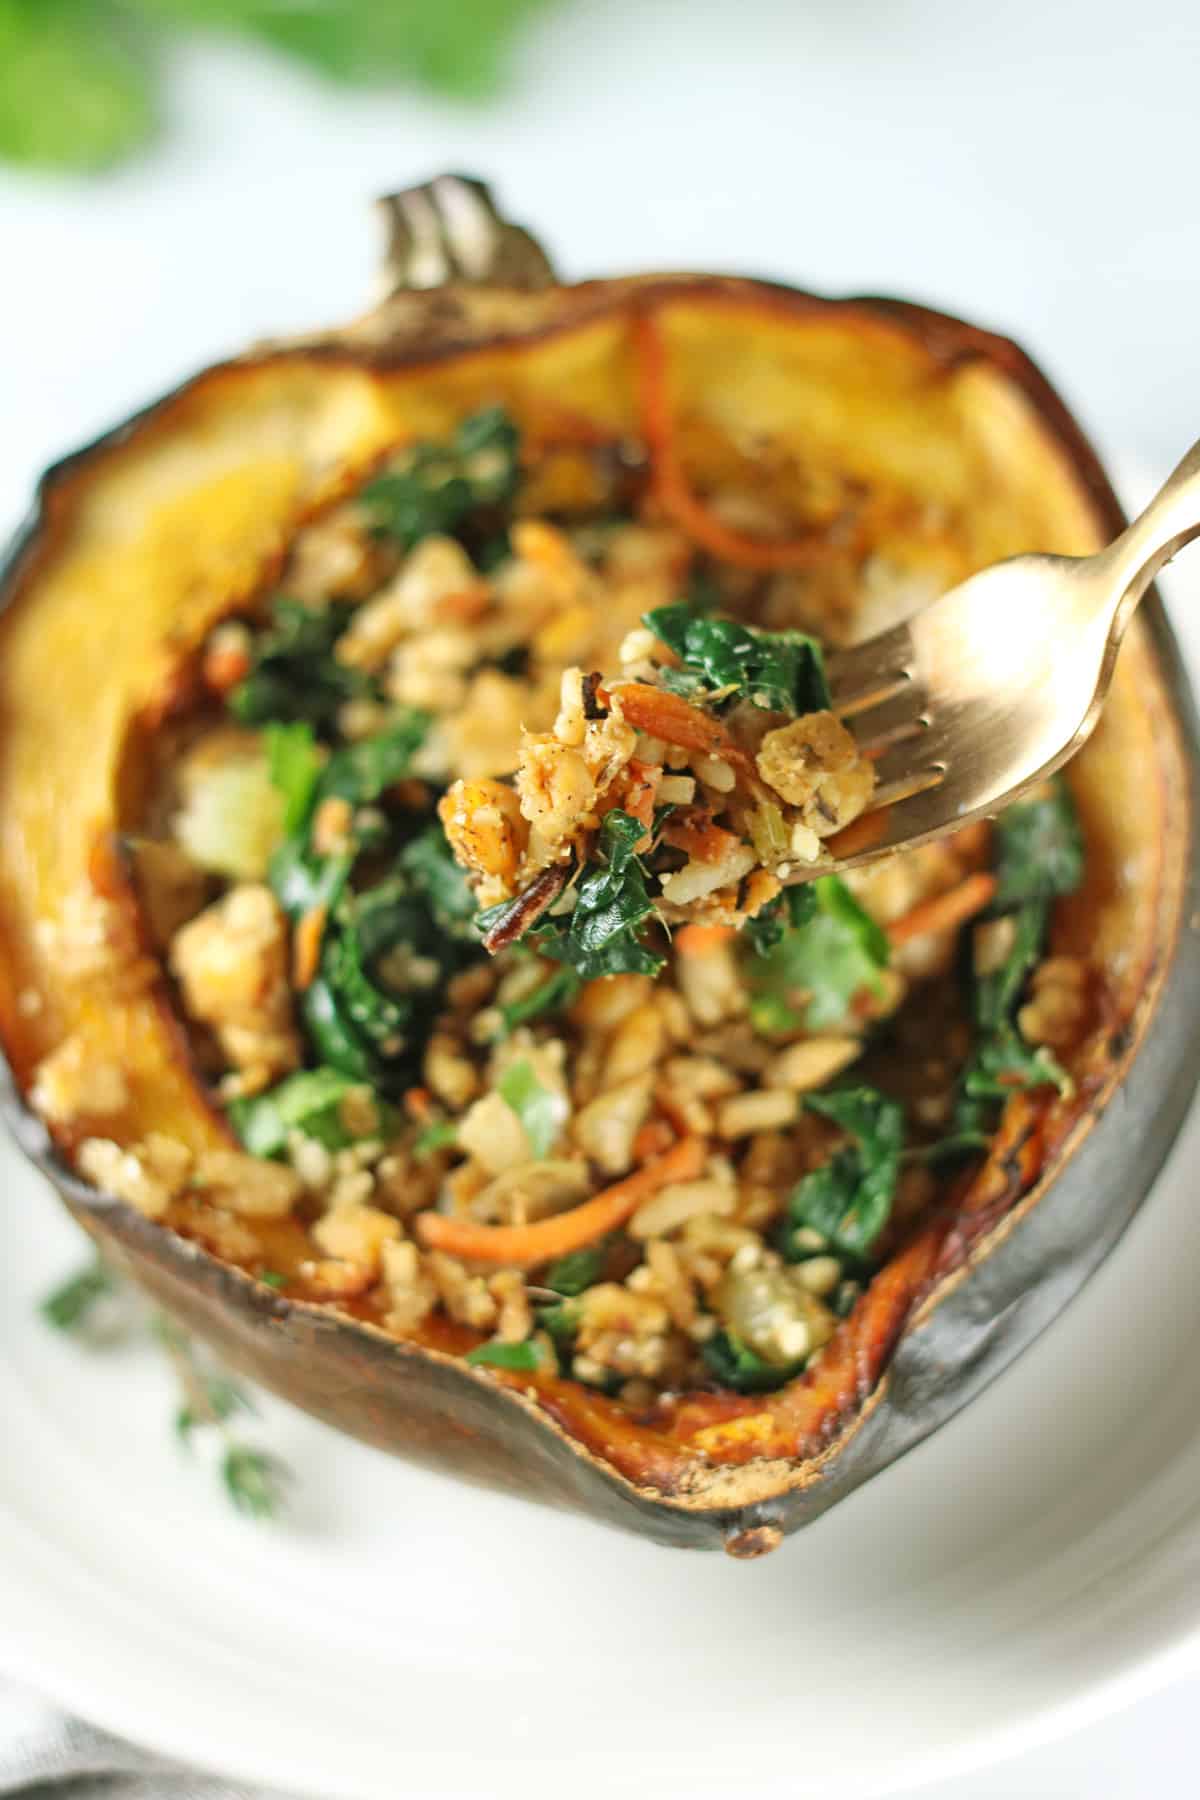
0 1680 293 1799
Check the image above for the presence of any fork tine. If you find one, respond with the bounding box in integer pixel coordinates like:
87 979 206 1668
826 620 916 715
853 686 931 755
865 733 945 798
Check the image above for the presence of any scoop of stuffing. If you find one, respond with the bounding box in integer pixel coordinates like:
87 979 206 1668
441 643 874 940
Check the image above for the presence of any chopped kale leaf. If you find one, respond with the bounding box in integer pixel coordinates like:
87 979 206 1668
643 603 830 714
361 406 520 550
399 824 480 939
779 1086 904 1263
528 810 665 981
316 710 430 807
544 1244 605 1297
990 778 1085 911
229 598 371 729
701 1328 804 1393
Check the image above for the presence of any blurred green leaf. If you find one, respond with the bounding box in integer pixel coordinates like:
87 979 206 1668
1 0 556 172
0 0 155 170
134 0 551 94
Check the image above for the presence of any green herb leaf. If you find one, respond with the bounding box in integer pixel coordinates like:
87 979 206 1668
268 837 355 922
498 1057 563 1158
317 710 429 806
465 1338 543 1371
644 604 830 715
40 1252 116 1332
0 0 154 171
780 1086 904 1262
362 407 521 548
947 860 1077 1144
222 1444 290 1519
301 975 386 1084
701 1328 803 1393
973 900 1048 1035
413 1118 458 1158
399 824 480 939
990 779 1084 911
265 721 323 836
229 597 371 729
228 1065 389 1157
743 882 818 957
498 963 581 1033
176 1373 254 1443
745 874 888 1034
258 1270 288 1290
536 1300 579 1354
544 1245 604 1297
530 809 664 981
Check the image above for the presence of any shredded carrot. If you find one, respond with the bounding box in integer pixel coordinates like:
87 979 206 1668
634 312 840 572
663 815 742 866
415 1136 707 1267
825 809 889 861
674 922 737 956
615 682 740 758
404 1086 435 1123
600 758 660 835
632 1116 677 1161
292 903 328 991
886 872 998 947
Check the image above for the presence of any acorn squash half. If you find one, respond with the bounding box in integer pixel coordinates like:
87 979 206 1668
1 175 1197 1555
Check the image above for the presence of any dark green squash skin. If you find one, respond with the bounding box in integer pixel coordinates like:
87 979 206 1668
2 278 1198 1555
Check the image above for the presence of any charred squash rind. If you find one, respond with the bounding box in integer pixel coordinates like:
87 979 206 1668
1 184 1197 1550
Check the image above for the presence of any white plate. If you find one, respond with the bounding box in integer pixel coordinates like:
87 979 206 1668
3 563 1200 1800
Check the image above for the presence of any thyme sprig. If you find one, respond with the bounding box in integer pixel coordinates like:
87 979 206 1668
41 1250 291 1520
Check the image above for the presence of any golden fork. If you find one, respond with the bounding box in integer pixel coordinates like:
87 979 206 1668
823 439 1200 870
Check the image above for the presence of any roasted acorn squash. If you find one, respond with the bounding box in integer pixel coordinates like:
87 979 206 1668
1 176 1197 1554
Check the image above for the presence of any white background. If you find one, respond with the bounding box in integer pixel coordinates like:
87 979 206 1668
1 0 1198 1792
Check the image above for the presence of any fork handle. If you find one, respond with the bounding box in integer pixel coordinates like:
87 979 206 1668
1103 436 1200 625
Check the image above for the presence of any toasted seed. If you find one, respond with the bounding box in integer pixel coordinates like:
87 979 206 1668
767 1036 863 1092
715 1089 798 1139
